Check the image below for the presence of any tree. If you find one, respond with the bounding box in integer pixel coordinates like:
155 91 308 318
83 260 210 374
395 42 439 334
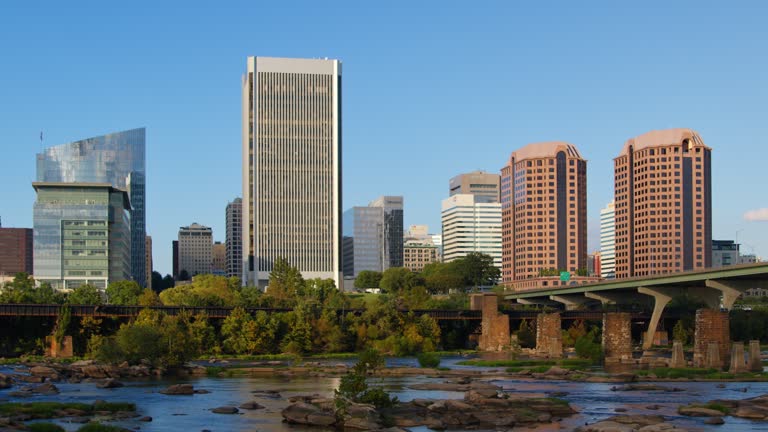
162 275 175 290
266 257 305 303
106 281 143 305
354 271 382 289
379 267 420 294
672 320 689 344
455 252 500 287
151 271 174 292
178 270 190 281
67 284 103 305
221 307 255 354
0 274 65 304
138 288 161 307
422 262 465 294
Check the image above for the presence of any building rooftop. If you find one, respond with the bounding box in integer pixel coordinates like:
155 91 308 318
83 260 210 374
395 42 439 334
509 141 583 163
32 182 131 210
619 128 709 156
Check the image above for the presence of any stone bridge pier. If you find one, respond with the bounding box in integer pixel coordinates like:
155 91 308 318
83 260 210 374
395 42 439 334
470 293 510 351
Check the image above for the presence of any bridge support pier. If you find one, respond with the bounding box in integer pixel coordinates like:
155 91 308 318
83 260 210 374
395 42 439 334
470 294 510 351
693 309 729 369
637 286 676 350
45 335 73 358
536 312 562 358
603 312 632 361
549 295 592 311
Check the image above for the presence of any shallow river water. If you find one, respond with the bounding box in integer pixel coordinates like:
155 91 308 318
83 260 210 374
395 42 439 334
2 356 768 431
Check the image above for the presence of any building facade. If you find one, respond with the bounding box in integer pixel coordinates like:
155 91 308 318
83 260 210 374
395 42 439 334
441 194 502 270
33 182 131 289
145 236 153 290
342 196 404 277
225 198 242 279
449 170 500 203
212 241 226 275
242 56 342 287
712 240 739 268
403 240 439 272
614 128 712 278
36 128 146 286
0 228 33 276
178 223 213 277
172 241 179 280
500 142 588 285
600 200 616 278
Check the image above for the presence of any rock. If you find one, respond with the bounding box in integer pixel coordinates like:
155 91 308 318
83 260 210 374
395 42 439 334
80 365 108 379
0 373 11 389
32 382 59 395
239 401 264 410
732 405 768 420
282 402 335 426
645 405 660 410
612 384 680 392
138 416 152 422
10 374 44 383
544 366 570 376
70 360 95 367
615 407 628 412
211 406 239 414
160 384 195 395
678 406 725 417
716 383 726 388
705 416 725 425
252 389 282 398
97 378 124 389
194 389 210 394
29 366 59 380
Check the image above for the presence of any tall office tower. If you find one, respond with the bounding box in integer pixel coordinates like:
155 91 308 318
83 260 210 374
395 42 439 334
178 223 212 278
614 129 711 278
242 56 342 287
600 200 616 278
712 240 739 268
500 142 587 284
342 196 404 277
212 241 226 275
441 194 502 270
145 236 153 290
33 182 131 289
36 128 146 286
172 240 179 280
225 198 243 279
369 196 404 268
0 228 33 276
449 170 501 203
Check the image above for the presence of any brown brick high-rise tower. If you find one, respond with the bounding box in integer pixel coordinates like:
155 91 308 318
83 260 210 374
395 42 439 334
500 142 588 285
614 128 712 279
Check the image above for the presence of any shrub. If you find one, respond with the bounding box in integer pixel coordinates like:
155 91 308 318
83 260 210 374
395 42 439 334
77 424 128 432
574 327 603 363
417 352 441 368
335 349 397 409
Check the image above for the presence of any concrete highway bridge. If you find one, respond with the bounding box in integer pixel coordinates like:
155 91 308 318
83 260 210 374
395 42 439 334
490 262 768 368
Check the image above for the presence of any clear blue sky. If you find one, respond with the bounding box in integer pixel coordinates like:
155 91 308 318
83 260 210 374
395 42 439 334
1 1 767 276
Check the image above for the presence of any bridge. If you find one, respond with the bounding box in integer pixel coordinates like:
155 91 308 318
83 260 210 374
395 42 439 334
492 262 768 367
0 304 651 322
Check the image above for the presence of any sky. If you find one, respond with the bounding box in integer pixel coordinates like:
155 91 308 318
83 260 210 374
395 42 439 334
1 1 767 276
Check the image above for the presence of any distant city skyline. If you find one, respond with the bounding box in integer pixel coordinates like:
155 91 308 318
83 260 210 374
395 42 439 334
1 2 767 276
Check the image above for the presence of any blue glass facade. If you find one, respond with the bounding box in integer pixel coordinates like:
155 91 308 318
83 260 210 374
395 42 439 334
36 128 146 286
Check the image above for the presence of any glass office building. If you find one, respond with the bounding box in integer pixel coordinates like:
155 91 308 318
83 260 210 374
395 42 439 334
36 128 146 286
33 183 131 290
342 196 404 277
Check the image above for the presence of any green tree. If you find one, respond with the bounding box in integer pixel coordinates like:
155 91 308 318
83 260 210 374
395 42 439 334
354 271 382 289
67 284 103 305
517 320 535 348
138 288 161 306
379 267 420 294
221 307 255 354
266 257 304 304
162 274 175 289
159 275 241 306
114 322 164 364
281 308 313 354
178 269 190 281
0 274 65 304
672 320 689 344
106 280 143 305
455 252 500 287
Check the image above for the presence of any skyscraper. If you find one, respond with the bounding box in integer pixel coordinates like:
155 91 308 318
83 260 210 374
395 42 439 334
342 196 404 277
33 182 131 289
441 194 502 270
614 128 712 278
500 142 587 284
242 56 342 287
712 240 739 268
225 198 242 279
36 128 146 286
145 236 153 289
212 241 226 275
178 223 212 278
600 200 616 279
449 170 501 203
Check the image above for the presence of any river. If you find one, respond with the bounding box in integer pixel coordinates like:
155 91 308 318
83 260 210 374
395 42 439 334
2 356 768 431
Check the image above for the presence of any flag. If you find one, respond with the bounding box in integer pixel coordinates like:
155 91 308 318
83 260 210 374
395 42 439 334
40 131 43 142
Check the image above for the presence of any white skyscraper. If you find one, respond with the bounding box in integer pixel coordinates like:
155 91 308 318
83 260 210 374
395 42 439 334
600 200 616 279
242 56 342 287
441 194 502 270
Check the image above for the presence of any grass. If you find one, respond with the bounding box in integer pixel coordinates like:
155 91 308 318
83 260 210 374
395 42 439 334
0 355 86 365
0 402 135 419
459 358 593 370
637 367 768 380
679 403 731 415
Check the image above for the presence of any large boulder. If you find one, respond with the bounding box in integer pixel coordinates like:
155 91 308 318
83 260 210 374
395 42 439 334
282 402 336 426
212 406 239 414
160 384 195 395
678 406 725 417
239 401 264 410
80 365 108 379
97 378 124 389
29 366 60 381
